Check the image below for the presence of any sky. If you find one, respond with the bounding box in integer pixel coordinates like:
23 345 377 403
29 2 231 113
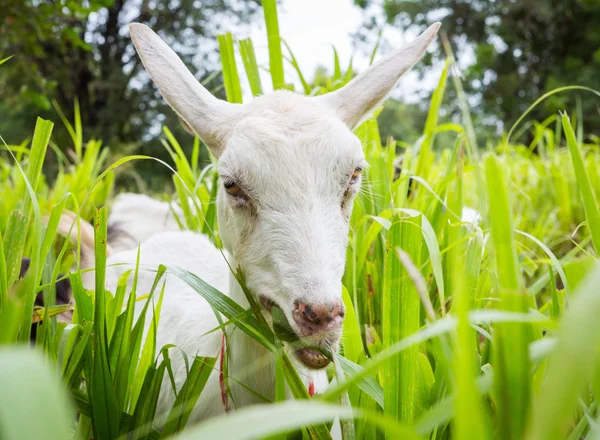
237 0 444 102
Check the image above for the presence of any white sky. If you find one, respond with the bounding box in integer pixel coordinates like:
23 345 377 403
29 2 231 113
235 0 444 102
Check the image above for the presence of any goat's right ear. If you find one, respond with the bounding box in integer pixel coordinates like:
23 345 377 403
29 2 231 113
316 22 441 130
129 23 238 157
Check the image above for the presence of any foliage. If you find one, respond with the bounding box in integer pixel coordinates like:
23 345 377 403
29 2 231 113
356 0 600 137
2 1 600 439
0 0 260 188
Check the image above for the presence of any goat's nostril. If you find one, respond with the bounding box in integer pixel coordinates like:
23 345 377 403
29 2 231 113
293 300 345 336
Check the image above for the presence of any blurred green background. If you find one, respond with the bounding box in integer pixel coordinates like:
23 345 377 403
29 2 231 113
1 0 599 190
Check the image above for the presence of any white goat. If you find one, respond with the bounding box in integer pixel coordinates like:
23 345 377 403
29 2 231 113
79 22 441 427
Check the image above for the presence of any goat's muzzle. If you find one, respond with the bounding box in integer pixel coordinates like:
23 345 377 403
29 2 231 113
260 296 344 370
292 300 345 337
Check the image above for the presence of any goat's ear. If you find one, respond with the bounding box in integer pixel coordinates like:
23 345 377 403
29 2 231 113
317 22 441 130
129 23 238 157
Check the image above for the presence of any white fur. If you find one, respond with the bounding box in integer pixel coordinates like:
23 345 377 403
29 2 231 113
84 232 227 421
107 193 182 252
102 21 443 429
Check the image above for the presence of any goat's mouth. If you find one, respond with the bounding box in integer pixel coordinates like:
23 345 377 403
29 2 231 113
295 347 331 369
260 296 334 370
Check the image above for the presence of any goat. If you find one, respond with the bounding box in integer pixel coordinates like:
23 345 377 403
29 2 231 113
107 193 183 253
69 22 442 429
28 196 181 340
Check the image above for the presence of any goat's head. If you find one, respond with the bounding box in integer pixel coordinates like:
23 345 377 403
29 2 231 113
130 22 440 369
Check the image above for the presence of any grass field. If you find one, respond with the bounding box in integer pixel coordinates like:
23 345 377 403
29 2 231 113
1 1 600 439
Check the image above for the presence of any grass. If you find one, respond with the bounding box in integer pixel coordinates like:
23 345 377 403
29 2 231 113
1 1 600 439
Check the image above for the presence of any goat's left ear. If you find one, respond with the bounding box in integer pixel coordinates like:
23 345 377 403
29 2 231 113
129 23 239 157
317 22 441 130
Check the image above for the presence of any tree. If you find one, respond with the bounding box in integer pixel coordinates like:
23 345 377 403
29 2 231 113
0 0 260 187
355 0 600 137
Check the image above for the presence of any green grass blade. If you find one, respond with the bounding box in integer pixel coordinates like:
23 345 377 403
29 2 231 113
73 98 83 160
282 39 311 94
562 113 600 254
162 356 218 435
3 210 27 291
414 60 448 182
485 154 530 440
129 269 166 411
63 321 94 388
397 208 445 315
26 118 53 200
322 310 544 406
507 86 600 143
0 55 14 66
113 248 142 410
176 401 352 440
106 270 131 341
281 353 333 439
239 38 263 96
383 214 423 426
450 175 490 438
341 285 362 364
527 264 600 440
263 0 286 90
39 194 68 268
70 271 94 322
2 123 46 342
93 207 108 339
0 349 74 440
0 299 24 344
57 323 83 374
168 265 274 348
335 354 384 409
128 362 166 439
52 100 78 155
0 226 6 307
218 32 243 104
416 369 494 435
89 206 120 439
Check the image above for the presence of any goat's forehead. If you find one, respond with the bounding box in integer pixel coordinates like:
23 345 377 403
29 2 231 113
219 92 363 176
243 90 333 124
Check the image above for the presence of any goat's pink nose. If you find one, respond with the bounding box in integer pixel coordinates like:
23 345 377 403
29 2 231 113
292 301 345 336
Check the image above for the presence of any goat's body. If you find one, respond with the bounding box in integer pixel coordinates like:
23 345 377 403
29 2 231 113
83 230 225 421
107 193 182 253
84 226 328 425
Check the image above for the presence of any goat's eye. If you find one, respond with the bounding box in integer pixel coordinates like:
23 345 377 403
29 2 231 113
222 178 251 207
350 166 362 184
342 165 362 211
224 180 244 197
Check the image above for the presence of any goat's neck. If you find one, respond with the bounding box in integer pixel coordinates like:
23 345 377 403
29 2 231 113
226 257 250 307
223 255 327 407
225 256 276 406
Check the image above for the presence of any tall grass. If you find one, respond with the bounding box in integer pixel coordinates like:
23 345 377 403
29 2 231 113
1 1 600 439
